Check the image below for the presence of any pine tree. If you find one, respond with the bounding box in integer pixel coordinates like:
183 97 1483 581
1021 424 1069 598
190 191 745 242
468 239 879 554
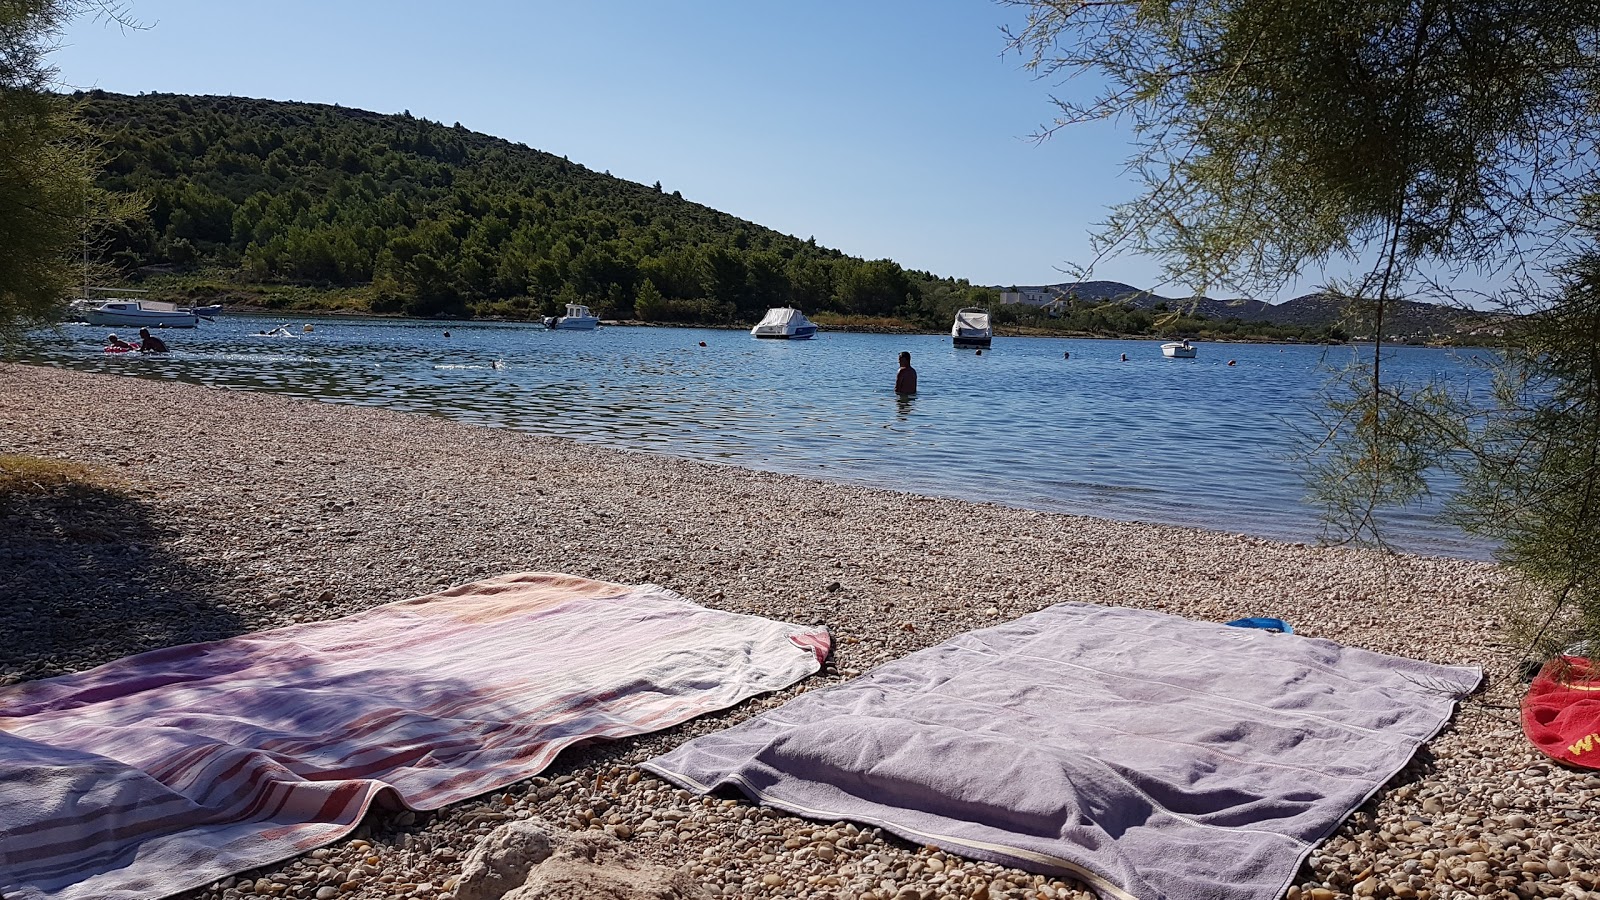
1005 0 1600 652
0 2 125 332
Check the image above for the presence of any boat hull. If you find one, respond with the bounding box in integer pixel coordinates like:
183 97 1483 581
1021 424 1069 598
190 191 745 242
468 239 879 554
85 309 199 328
951 306 993 349
1161 345 1197 358
752 325 817 340
551 318 599 330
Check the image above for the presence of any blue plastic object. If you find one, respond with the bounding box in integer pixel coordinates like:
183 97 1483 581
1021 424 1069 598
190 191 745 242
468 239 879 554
1225 617 1294 634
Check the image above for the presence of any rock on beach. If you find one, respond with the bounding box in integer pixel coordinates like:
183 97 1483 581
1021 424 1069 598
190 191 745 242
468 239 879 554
1 362 1596 900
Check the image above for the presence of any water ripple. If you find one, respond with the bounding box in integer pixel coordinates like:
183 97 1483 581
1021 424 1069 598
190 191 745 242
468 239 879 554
10 316 1496 558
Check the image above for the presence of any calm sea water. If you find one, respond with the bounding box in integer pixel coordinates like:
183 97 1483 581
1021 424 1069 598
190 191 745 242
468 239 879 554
11 315 1498 558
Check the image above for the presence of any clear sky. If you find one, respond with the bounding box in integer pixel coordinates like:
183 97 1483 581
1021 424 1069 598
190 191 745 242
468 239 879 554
51 1 1311 298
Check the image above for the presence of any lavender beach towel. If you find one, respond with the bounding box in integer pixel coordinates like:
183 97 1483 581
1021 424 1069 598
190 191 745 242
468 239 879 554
643 602 1480 900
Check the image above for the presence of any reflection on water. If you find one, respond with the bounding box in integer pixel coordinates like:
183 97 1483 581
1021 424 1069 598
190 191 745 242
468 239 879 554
10 315 1497 558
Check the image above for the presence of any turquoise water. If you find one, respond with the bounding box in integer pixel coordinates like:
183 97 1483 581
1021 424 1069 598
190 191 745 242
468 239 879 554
13 315 1497 558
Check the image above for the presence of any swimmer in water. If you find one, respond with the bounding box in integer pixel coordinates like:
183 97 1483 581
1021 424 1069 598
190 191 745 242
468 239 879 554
137 328 168 353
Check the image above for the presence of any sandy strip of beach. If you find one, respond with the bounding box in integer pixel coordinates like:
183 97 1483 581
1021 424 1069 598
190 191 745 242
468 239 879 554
1 362 1593 900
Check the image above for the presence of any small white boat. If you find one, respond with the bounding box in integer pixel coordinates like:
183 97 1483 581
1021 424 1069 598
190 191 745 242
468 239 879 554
187 304 223 318
84 299 199 329
1161 339 1198 358
544 303 600 330
952 307 992 349
750 307 818 340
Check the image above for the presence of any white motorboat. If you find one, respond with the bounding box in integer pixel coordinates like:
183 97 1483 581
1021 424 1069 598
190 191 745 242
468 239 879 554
84 299 199 329
750 307 818 340
544 303 600 330
1161 339 1198 358
952 307 992 349
188 304 223 318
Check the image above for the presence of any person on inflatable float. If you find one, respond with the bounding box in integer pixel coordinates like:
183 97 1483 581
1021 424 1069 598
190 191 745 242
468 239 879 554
105 334 136 352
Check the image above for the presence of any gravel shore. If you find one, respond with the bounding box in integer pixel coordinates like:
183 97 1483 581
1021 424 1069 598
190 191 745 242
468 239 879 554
2 362 1594 900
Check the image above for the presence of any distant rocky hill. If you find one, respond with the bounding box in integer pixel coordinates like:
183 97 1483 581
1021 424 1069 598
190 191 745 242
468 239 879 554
999 281 1504 340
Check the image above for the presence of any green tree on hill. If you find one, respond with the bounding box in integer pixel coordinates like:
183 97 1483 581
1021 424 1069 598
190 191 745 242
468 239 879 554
1007 0 1600 654
74 91 993 327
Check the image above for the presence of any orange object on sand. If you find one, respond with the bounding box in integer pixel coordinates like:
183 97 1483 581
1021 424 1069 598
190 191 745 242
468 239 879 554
1522 655 1600 768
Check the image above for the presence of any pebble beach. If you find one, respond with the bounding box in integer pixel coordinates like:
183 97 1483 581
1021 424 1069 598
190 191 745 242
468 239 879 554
2 361 1595 900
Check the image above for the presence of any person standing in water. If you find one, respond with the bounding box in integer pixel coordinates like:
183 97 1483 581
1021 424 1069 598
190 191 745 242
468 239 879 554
895 351 917 395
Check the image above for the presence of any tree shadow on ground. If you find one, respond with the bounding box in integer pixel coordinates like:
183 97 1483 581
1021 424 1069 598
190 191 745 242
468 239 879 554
0 456 247 680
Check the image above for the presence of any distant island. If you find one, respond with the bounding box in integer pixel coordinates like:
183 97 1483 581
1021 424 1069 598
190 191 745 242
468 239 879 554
996 282 1506 346
78 92 1489 344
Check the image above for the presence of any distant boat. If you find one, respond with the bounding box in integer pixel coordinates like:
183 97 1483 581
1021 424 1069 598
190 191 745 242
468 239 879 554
750 307 818 340
188 304 223 319
952 307 992 349
84 299 199 329
1161 339 1197 359
544 303 600 330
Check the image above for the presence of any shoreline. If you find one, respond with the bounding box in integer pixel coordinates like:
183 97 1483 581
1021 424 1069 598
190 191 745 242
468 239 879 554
1 363 1592 900
96 305 1480 350
148 303 1360 346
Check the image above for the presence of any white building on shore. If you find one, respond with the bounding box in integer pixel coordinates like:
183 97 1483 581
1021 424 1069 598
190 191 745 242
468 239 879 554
999 287 1064 307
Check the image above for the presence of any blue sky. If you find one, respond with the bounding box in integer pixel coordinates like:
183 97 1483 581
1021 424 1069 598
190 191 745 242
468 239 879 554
53 1 1324 298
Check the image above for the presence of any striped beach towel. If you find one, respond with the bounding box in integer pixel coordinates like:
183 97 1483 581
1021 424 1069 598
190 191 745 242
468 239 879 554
0 573 830 900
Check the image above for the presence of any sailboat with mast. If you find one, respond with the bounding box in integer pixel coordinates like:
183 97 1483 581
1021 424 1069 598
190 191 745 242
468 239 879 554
68 217 215 327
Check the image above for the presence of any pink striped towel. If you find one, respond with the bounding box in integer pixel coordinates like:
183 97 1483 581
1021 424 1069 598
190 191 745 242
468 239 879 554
0 573 830 900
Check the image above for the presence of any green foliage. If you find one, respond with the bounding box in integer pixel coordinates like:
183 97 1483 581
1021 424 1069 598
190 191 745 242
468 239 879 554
1007 0 1600 652
0 2 134 334
78 92 986 325
1302 364 1463 546
1004 0 1600 299
1453 259 1600 654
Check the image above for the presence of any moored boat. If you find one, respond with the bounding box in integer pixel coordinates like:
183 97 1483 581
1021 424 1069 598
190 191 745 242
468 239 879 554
1161 339 1198 358
750 307 818 340
952 307 992 349
84 299 199 329
544 303 600 330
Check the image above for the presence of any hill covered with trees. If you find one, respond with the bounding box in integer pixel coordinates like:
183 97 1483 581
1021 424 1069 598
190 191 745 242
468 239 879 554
76 91 1356 341
78 91 996 325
